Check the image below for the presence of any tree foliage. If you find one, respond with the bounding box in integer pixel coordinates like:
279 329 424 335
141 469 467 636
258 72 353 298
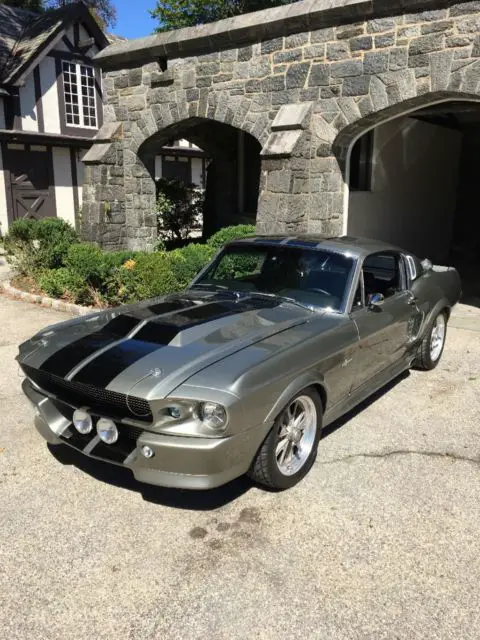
0 0 117 27
151 0 296 32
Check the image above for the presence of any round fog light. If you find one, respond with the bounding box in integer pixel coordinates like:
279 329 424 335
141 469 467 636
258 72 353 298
97 418 118 444
141 445 154 459
73 409 93 435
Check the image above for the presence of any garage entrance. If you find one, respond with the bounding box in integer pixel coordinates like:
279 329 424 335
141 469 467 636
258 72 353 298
346 100 480 302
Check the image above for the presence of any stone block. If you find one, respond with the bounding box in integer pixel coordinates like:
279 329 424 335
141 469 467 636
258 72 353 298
327 42 350 61
308 63 330 86
248 59 272 78
114 75 128 89
128 68 142 86
337 97 361 124
409 33 445 55
379 69 416 104
421 21 453 35
336 25 364 40
369 75 389 111
82 143 116 165
303 44 325 60
271 102 313 131
246 79 262 93
311 27 334 43
367 18 397 33
330 60 363 78
389 48 408 71
262 75 286 92
404 9 447 22
313 115 337 143
284 33 309 48
375 33 395 48
186 88 200 101
358 95 374 117
450 2 480 16
430 50 453 91
286 62 311 88
273 49 302 64
350 36 373 52
364 51 389 74
238 46 253 61
261 37 283 54
397 26 420 39
457 16 480 34
409 54 430 68
447 36 474 49
342 75 371 96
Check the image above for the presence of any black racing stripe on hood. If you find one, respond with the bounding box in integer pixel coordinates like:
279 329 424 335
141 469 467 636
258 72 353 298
71 298 279 388
39 314 141 378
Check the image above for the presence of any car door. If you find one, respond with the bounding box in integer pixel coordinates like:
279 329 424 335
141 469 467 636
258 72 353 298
349 251 421 391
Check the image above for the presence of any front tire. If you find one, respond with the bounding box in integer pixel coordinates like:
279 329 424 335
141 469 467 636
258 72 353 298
413 310 448 371
248 387 322 490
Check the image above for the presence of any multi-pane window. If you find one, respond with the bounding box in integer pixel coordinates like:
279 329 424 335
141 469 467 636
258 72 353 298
62 61 97 128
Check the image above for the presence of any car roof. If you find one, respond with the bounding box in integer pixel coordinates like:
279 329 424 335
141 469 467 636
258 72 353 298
228 235 409 259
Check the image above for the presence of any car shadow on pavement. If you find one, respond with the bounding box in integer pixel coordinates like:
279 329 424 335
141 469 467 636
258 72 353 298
321 370 410 440
47 443 253 510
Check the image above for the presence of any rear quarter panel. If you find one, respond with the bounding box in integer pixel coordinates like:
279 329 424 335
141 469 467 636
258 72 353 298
411 267 461 336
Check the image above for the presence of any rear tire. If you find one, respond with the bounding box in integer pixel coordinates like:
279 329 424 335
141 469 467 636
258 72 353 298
413 310 447 371
248 387 322 490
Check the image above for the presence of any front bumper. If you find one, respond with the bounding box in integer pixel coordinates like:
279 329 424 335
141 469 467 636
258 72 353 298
23 379 272 490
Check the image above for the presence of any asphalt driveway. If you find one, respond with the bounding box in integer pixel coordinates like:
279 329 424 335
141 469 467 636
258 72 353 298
1 296 479 640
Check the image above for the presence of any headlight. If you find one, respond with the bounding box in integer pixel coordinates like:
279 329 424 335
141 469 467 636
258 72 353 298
73 409 93 435
200 402 228 432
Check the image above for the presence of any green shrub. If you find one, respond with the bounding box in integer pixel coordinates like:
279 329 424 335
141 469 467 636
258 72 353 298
39 268 92 305
65 243 105 286
5 217 78 275
207 224 256 249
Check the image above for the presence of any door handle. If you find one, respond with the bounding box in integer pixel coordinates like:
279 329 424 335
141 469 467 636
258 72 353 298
408 295 418 306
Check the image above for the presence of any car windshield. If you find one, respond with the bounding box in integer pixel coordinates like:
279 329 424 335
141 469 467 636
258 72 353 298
193 244 356 312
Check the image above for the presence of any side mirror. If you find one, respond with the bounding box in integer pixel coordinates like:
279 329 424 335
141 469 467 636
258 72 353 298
368 293 385 310
421 258 433 272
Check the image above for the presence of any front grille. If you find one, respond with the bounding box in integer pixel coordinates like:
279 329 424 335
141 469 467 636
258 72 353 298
22 364 153 424
60 423 140 464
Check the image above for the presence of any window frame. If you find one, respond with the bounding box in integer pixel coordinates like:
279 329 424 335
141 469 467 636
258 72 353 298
62 60 98 130
350 251 409 313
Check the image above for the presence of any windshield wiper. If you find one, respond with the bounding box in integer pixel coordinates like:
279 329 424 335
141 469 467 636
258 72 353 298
190 283 229 291
248 291 315 313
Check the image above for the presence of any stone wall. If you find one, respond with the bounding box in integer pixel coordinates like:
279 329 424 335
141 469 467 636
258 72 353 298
83 0 480 250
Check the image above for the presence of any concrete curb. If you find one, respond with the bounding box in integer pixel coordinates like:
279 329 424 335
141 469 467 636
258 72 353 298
1 280 101 316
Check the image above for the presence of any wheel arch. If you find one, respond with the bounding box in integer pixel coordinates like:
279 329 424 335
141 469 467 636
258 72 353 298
264 373 327 424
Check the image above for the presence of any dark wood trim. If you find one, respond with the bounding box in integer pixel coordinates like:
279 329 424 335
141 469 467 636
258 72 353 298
70 147 80 225
48 49 95 64
33 66 45 133
0 130 94 148
47 145 57 217
62 35 75 52
95 67 103 129
4 95 14 130
73 23 80 48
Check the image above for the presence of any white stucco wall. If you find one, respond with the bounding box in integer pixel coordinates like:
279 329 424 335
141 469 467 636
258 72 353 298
77 149 86 210
19 70 38 132
39 57 61 134
0 145 9 237
0 98 5 129
348 117 462 263
155 156 163 181
52 147 75 226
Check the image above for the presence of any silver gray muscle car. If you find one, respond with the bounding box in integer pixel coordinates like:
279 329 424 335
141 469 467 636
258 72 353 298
18 236 461 490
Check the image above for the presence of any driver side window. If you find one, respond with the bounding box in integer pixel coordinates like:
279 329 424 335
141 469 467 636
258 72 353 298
363 252 405 302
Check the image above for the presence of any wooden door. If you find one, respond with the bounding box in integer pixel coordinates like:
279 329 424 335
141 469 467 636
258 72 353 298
5 144 56 221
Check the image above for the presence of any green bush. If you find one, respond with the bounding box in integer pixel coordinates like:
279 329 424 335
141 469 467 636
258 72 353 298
5 217 78 275
207 224 256 249
39 268 92 305
65 243 105 286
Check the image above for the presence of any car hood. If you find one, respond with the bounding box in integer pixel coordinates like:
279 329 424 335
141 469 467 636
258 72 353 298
18 290 314 399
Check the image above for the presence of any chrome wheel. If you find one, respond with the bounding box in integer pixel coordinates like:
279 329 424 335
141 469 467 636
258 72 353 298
275 395 317 476
430 314 446 362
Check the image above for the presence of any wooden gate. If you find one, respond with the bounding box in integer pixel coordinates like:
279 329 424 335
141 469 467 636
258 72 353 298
5 144 56 221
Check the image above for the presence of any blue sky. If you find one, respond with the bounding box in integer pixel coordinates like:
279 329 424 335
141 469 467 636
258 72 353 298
113 0 157 39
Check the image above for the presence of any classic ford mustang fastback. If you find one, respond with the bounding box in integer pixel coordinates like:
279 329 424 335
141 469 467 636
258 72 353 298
18 236 461 490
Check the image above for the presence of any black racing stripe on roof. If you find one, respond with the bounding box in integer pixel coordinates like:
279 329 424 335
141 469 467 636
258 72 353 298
39 315 141 378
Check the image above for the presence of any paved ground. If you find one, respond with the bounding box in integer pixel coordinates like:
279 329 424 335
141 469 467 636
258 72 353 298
0 295 479 640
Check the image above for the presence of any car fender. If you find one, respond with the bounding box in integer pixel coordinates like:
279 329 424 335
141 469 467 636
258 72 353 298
419 297 451 340
263 371 327 424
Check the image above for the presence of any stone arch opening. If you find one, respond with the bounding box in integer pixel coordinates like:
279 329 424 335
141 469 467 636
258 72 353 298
137 117 262 241
336 95 480 300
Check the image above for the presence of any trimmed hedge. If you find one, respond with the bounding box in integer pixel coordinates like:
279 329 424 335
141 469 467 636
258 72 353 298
4 219 255 307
